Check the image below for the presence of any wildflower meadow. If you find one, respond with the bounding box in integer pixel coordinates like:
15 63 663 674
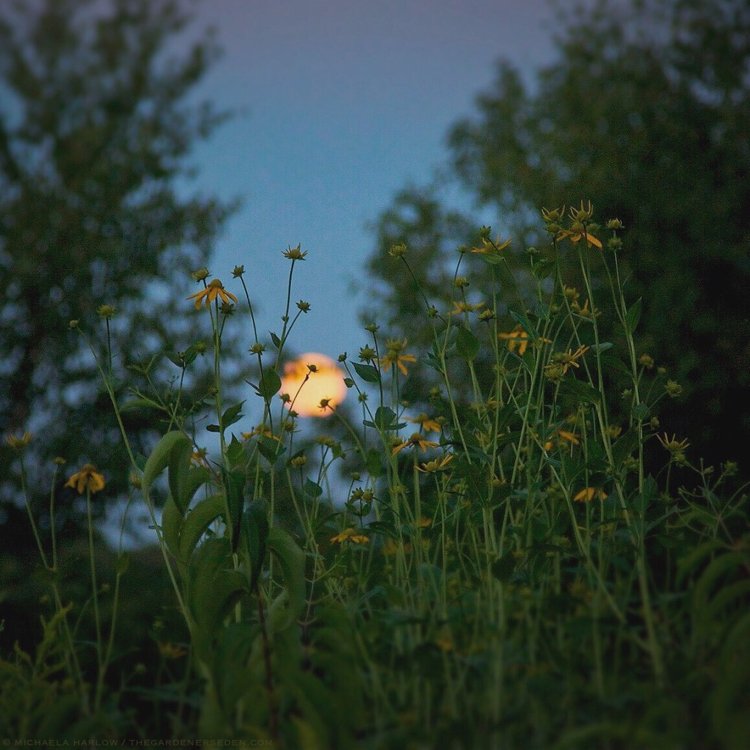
3 205 749 748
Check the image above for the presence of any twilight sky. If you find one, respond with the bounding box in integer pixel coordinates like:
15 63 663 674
189 0 557 360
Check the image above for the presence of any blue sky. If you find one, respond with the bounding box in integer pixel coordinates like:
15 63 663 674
190 0 557 360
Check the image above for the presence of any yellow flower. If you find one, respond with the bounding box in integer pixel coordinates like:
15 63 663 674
573 487 607 503
380 339 417 375
158 642 187 660
65 464 106 494
450 300 485 315
543 429 579 452
416 517 432 529
546 345 590 377
392 433 440 456
558 228 603 250
330 528 369 545
191 448 209 467
187 279 238 310
416 454 454 473
498 325 529 356
470 237 511 256
5 432 32 451
407 413 443 434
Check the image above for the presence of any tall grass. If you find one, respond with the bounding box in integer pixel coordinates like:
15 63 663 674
3 205 748 749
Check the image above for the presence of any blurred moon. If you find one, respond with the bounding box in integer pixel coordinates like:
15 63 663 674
279 352 347 417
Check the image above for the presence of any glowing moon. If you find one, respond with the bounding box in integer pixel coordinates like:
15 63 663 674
279 352 347 418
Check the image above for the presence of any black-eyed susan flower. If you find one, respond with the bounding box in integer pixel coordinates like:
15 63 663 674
330 528 369 545
544 429 581 451
558 225 603 250
498 325 529 356
407 413 443 434
65 464 106 494
470 236 511 257
5 432 32 451
187 279 238 310
416 454 454 473
158 642 187 660
573 486 607 503
546 345 590 377
381 339 417 376
392 433 440 456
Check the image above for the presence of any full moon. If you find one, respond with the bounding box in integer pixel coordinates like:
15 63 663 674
279 352 348 418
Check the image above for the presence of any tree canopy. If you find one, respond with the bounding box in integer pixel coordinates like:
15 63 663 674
0 0 235 497
364 0 750 470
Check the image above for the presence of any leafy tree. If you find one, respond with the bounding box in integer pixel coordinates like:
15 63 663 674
0 0 236 499
364 0 750 469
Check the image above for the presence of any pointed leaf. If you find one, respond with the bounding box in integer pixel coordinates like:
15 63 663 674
266 527 305 632
221 401 245 430
242 501 269 592
456 327 480 361
625 298 642 334
142 431 192 495
179 494 226 561
352 362 380 383
258 370 281 401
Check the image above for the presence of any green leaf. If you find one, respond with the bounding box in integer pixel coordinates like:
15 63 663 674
630 475 657 514
221 400 245 430
142 431 191 497
365 448 383 477
270 332 282 349
611 429 640 468
179 494 226 561
559 378 602 405
224 434 245 469
371 406 404 431
266 527 305 632
161 496 183 558
257 435 284 464
222 467 246 551
625 298 642 334
352 361 380 383
590 342 614 354
632 402 650 421
455 327 480 361
119 397 164 412
491 553 516 583
258 369 281 401
304 478 323 498
188 538 248 639
242 501 269 592
116 552 130 576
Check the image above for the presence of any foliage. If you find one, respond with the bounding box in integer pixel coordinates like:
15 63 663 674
0 0 236 501
3 211 748 747
363 0 750 472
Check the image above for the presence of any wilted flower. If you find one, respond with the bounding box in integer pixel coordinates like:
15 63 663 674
381 339 417 375
5 432 32 451
330 528 369 545
392 433 440 455
65 464 106 494
498 325 529 356
282 244 307 261
187 279 238 310
573 486 607 503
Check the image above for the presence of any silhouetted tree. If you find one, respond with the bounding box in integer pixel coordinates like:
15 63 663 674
364 0 750 470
